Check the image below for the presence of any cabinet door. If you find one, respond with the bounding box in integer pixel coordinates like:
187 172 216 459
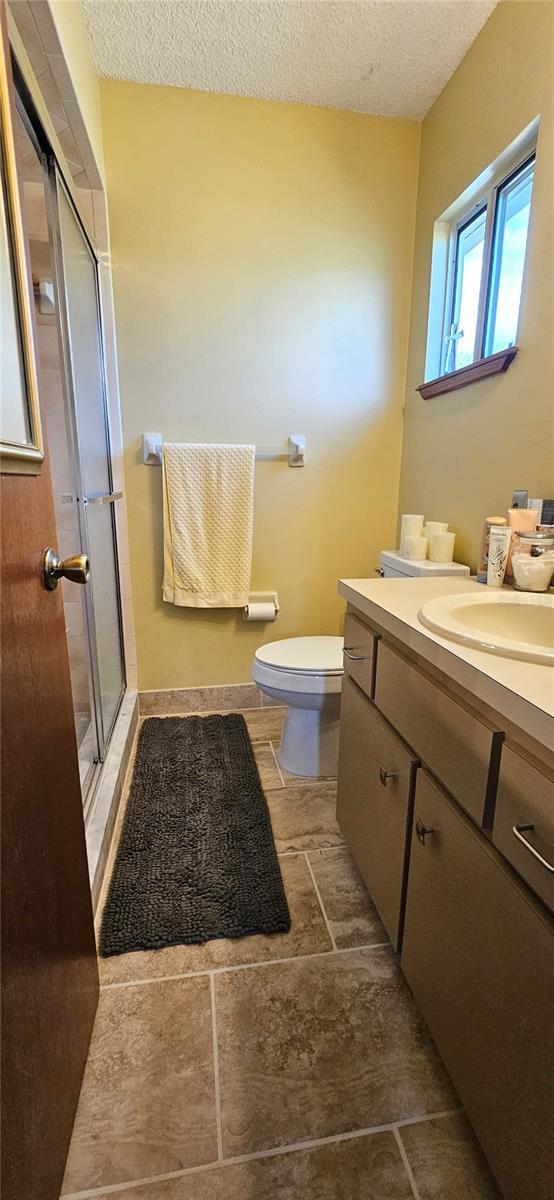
336 674 418 949
402 770 554 1200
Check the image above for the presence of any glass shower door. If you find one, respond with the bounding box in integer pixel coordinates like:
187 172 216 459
52 170 125 757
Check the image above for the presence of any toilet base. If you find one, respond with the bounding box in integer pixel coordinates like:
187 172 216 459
277 697 341 778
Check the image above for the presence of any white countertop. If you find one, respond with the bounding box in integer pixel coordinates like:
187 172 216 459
338 577 554 750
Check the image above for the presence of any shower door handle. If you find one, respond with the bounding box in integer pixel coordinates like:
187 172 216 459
42 547 90 590
83 492 123 506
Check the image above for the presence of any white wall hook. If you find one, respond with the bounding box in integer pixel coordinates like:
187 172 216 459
143 432 163 464
288 434 306 467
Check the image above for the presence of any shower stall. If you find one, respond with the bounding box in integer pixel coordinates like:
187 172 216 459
15 79 126 810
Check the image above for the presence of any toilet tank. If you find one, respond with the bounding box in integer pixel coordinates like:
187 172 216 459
378 550 470 579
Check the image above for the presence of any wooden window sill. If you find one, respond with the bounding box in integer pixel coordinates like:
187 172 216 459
417 346 519 400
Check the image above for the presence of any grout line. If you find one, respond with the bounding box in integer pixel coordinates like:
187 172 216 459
269 740 286 787
99 941 392 991
393 1126 422 1200
303 851 337 952
60 1108 462 1199
209 974 224 1161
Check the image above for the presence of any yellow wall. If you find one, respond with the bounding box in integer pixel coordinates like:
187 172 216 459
48 0 105 182
398 0 553 567
100 81 420 689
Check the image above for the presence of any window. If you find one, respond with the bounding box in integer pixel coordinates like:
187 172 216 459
422 128 537 397
444 205 487 373
483 157 535 357
443 152 535 375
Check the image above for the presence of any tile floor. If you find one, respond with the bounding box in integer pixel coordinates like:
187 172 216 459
61 704 502 1200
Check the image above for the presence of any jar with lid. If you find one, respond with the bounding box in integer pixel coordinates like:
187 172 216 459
511 531 554 592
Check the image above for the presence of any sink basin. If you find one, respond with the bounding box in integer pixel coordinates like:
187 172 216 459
419 591 554 665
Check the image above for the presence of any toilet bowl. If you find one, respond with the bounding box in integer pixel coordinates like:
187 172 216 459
252 636 344 778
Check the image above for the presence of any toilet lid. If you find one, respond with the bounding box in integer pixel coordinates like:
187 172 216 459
254 636 344 675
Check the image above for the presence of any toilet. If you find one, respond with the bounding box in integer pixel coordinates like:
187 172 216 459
252 636 344 778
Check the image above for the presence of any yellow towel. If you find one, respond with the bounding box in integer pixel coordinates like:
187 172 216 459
162 442 255 608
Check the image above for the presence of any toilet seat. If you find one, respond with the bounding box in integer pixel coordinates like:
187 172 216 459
253 636 344 695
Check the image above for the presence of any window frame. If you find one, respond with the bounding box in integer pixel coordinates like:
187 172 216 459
442 200 488 374
440 146 535 378
481 153 536 359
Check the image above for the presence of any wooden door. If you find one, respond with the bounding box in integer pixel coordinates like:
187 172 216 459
0 14 99 1198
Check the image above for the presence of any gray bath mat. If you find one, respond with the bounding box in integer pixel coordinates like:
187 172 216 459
100 713 291 956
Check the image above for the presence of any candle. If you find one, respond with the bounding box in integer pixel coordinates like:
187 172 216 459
404 534 428 560
429 531 456 563
400 514 424 555
424 521 448 538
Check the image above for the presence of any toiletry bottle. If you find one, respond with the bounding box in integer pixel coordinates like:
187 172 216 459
477 517 507 584
487 526 512 587
506 507 539 581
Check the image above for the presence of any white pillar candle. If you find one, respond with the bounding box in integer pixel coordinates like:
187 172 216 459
424 521 449 538
404 534 428 560
429 531 456 563
400 514 424 554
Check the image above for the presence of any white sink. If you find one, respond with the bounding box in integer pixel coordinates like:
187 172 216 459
419 590 554 665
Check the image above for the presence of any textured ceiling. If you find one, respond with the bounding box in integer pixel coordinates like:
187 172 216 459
82 0 497 120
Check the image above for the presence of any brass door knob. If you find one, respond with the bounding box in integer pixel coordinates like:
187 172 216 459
42 547 90 591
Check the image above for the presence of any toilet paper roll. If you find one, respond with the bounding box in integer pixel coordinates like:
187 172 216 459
242 601 277 621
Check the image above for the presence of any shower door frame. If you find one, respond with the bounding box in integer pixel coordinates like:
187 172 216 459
47 164 127 797
13 64 126 811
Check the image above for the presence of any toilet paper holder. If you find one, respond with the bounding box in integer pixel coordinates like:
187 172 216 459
242 592 280 621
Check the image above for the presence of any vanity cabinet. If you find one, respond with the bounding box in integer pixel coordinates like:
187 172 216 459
337 599 554 1200
336 673 418 949
402 769 553 1200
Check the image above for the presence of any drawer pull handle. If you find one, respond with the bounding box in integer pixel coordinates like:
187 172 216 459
512 824 554 873
343 646 368 661
416 818 435 846
379 766 396 788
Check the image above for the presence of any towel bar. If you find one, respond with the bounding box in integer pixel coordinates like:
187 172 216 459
142 433 305 467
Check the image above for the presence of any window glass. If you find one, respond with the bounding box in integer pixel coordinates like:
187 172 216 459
445 206 486 373
484 157 534 356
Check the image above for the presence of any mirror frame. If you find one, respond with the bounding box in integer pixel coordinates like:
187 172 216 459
0 2 44 475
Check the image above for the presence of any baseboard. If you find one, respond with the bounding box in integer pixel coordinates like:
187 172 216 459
139 682 263 716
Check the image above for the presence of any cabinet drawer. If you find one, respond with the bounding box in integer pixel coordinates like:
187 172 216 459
402 770 554 1200
493 746 554 913
374 642 503 826
342 611 378 699
336 674 418 949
